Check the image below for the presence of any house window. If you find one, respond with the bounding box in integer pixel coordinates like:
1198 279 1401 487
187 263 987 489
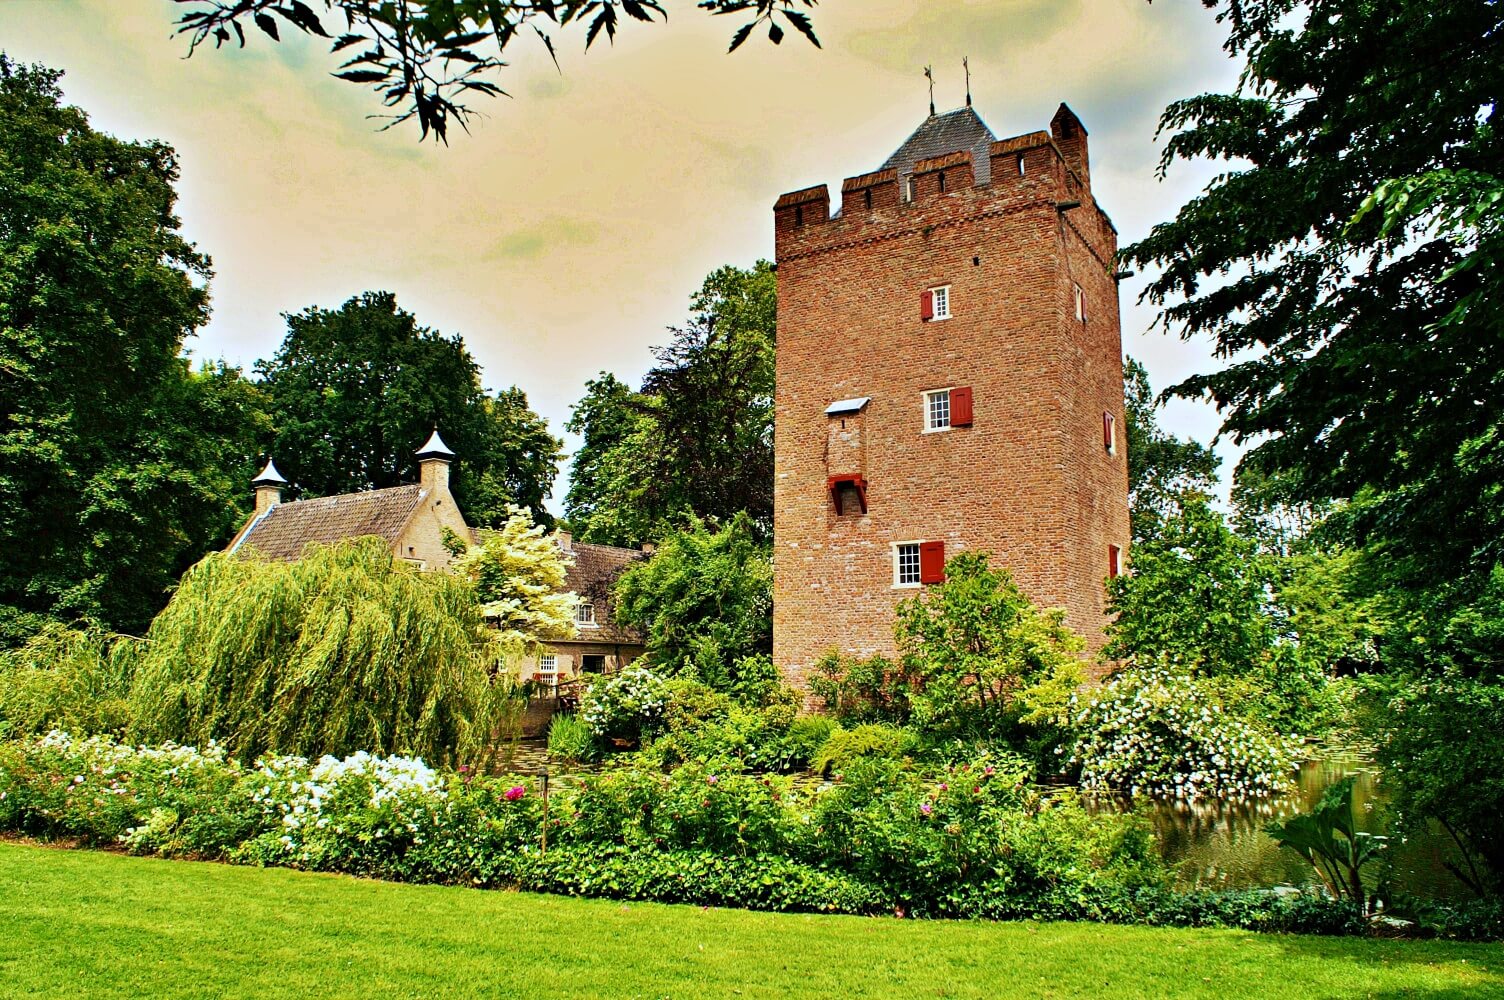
931 285 951 320
576 603 597 627
924 389 952 432
1073 282 1087 323
1108 545 1123 580
1103 411 1117 455
538 654 557 674
1017 154 1026 176
894 542 922 587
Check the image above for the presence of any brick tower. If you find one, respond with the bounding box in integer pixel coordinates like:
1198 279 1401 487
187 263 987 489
771 104 1129 685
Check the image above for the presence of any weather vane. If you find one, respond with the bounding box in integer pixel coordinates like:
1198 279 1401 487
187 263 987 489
964 56 972 108
924 65 935 116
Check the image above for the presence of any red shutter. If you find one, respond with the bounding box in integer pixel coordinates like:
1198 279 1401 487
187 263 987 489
920 289 934 321
919 541 946 584
951 386 974 427
1108 545 1122 579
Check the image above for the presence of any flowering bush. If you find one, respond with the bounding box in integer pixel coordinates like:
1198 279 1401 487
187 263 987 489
1065 668 1297 801
579 665 670 744
0 731 259 856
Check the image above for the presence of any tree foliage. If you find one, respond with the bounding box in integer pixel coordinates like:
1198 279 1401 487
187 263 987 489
565 261 775 546
454 507 578 659
129 538 514 765
173 0 821 143
257 290 560 527
894 552 1084 739
612 513 773 697
1122 357 1219 541
1105 492 1276 678
0 57 266 640
1123 0 1504 599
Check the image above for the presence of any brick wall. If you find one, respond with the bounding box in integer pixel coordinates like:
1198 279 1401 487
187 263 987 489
771 108 1129 687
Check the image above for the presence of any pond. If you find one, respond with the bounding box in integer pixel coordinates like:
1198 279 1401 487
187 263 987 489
1131 751 1469 900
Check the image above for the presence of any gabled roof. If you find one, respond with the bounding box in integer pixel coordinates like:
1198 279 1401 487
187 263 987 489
562 540 647 646
881 106 998 186
230 485 426 561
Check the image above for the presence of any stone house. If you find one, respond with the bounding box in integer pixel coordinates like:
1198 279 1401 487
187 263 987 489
226 431 647 685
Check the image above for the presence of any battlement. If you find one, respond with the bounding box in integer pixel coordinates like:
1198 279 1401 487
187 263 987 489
773 105 1103 254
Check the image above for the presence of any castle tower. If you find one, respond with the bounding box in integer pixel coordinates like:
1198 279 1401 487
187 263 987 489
771 104 1129 684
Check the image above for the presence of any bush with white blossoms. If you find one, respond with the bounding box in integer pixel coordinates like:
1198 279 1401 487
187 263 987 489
1065 668 1297 801
580 665 670 744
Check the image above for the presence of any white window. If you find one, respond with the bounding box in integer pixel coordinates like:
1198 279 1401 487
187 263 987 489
923 388 952 432
893 542 922 587
930 285 951 320
538 654 557 674
575 602 597 627
1073 282 1087 323
1017 154 1026 176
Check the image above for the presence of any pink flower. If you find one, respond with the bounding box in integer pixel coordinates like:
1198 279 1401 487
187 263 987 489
504 786 526 801
707 775 718 785
984 766 995 775
920 802 933 815
938 783 948 791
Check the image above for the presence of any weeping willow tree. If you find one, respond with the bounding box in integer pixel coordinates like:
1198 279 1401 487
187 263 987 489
0 624 142 739
128 538 515 765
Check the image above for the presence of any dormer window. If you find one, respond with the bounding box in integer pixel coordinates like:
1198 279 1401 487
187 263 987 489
576 603 597 627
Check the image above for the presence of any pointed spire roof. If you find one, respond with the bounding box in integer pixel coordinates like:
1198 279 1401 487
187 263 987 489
251 459 288 487
415 428 455 461
881 106 997 186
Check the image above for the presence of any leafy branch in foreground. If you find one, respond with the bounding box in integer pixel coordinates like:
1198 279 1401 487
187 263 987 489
174 1 820 143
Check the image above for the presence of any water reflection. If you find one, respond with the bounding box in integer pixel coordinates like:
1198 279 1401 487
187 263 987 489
1099 753 1469 900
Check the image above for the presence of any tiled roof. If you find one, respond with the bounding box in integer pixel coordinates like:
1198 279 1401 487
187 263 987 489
230 485 426 562
562 540 647 646
881 106 998 187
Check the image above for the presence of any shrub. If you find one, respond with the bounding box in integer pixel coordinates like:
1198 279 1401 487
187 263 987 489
0 731 260 855
1066 666 1297 800
579 665 671 745
895 552 1085 742
547 713 597 764
808 650 910 725
0 626 139 740
505 845 891 915
810 723 920 777
1373 676 1504 897
641 694 818 773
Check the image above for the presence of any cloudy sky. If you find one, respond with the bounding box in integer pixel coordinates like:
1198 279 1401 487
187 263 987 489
0 0 1244 510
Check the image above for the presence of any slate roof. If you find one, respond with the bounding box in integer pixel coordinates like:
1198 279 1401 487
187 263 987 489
881 106 998 187
561 540 647 646
230 485 426 561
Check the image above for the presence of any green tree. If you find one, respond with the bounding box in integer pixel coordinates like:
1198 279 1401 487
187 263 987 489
454 507 578 661
1123 0 1504 606
0 57 264 640
1122 357 1220 541
565 262 775 546
612 512 773 698
173 1 821 143
128 537 514 765
894 552 1084 740
1104 492 1276 678
256 291 560 527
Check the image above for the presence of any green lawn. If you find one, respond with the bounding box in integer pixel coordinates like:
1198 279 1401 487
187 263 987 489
1 842 1500 999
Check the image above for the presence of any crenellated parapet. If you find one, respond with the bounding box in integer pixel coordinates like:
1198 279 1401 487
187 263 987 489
774 105 1115 264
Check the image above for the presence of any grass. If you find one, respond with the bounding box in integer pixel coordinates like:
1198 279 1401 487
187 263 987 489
2 842 1501 999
